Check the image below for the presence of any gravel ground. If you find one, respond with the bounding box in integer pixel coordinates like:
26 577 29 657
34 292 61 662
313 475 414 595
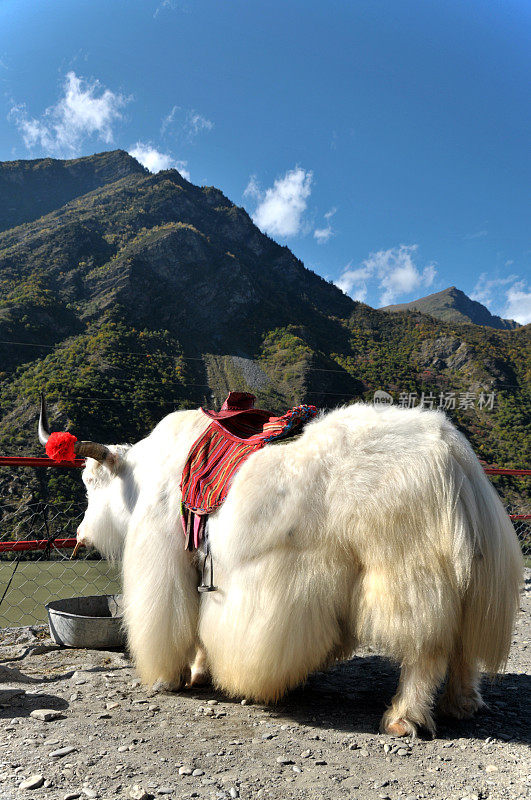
0 571 529 800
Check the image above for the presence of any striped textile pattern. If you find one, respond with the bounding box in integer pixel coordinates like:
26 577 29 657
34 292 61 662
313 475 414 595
180 404 317 549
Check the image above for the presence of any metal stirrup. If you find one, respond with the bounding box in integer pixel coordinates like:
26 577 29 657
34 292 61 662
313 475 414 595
198 537 217 593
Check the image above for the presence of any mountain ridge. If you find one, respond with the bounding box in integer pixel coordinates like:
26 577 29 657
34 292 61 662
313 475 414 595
381 286 520 330
0 149 147 234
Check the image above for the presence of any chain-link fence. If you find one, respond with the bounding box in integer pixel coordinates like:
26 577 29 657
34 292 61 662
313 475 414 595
0 499 120 628
0 463 529 628
512 516 530 559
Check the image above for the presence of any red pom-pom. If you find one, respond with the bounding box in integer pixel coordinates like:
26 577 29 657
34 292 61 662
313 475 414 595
45 431 78 462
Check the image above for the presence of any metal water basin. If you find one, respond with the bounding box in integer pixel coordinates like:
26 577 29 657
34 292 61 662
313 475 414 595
46 594 125 649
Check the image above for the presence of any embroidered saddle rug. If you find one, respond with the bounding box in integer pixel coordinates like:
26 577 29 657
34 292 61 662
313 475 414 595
180 393 317 550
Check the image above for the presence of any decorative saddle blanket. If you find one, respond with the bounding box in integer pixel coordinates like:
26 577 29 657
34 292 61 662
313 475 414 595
180 394 317 550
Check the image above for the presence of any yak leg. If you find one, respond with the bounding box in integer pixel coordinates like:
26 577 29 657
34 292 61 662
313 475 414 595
188 645 211 687
380 654 447 738
438 642 485 719
123 522 198 690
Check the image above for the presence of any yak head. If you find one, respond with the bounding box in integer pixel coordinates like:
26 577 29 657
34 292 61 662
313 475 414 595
38 394 132 561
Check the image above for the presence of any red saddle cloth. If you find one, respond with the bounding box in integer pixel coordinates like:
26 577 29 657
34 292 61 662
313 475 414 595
180 393 317 549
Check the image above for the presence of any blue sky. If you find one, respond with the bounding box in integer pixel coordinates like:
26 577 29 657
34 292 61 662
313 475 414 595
0 0 529 322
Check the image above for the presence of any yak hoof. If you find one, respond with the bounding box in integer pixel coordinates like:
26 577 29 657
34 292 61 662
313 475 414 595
438 690 486 720
382 717 413 737
188 667 211 688
151 669 191 694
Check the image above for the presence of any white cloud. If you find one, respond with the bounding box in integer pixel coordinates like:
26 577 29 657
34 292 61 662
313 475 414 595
153 0 183 18
9 72 129 157
161 104 180 135
464 230 488 240
313 207 337 244
186 111 213 136
503 281 531 325
129 142 190 179
245 167 313 238
160 105 213 141
368 244 436 306
472 272 530 324
335 244 437 305
243 174 261 200
471 272 518 306
334 264 373 302
314 226 333 244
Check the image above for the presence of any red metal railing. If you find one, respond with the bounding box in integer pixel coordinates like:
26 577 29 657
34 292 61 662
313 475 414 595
0 457 529 554
0 456 85 468
0 538 77 553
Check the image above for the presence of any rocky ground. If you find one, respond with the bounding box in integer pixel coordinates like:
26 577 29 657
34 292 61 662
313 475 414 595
0 572 529 800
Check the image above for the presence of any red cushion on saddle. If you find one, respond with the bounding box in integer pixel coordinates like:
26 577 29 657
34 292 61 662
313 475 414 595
180 404 317 516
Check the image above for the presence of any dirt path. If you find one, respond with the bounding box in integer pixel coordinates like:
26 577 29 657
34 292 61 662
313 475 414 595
1 571 529 800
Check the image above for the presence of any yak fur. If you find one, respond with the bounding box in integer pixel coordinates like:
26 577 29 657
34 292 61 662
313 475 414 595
77 403 523 736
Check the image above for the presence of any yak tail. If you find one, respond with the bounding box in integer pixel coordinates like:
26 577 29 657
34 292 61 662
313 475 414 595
457 453 523 674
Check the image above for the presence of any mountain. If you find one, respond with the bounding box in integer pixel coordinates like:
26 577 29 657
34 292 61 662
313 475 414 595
381 286 520 330
0 150 146 234
0 151 529 515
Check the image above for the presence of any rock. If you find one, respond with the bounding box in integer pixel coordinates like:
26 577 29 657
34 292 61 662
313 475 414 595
64 793 81 800
178 767 193 776
229 789 239 799
300 749 311 758
276 757 294 765
20 774 45 790
50 746 77 758
129 786 153 800
82 789 98 799
30 709 63 721
485 764 499 773
156 789 173 795
359 749 369 757
192 769 204 777
397 748 409 756
106 702 120 710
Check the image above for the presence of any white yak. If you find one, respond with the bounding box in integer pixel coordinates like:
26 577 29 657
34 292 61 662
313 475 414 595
42 400 523 737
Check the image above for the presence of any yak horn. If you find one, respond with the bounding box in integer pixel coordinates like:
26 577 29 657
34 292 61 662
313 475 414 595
74 440 113 462
71 541 83 560
38 392 112 464
38 393 51 446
